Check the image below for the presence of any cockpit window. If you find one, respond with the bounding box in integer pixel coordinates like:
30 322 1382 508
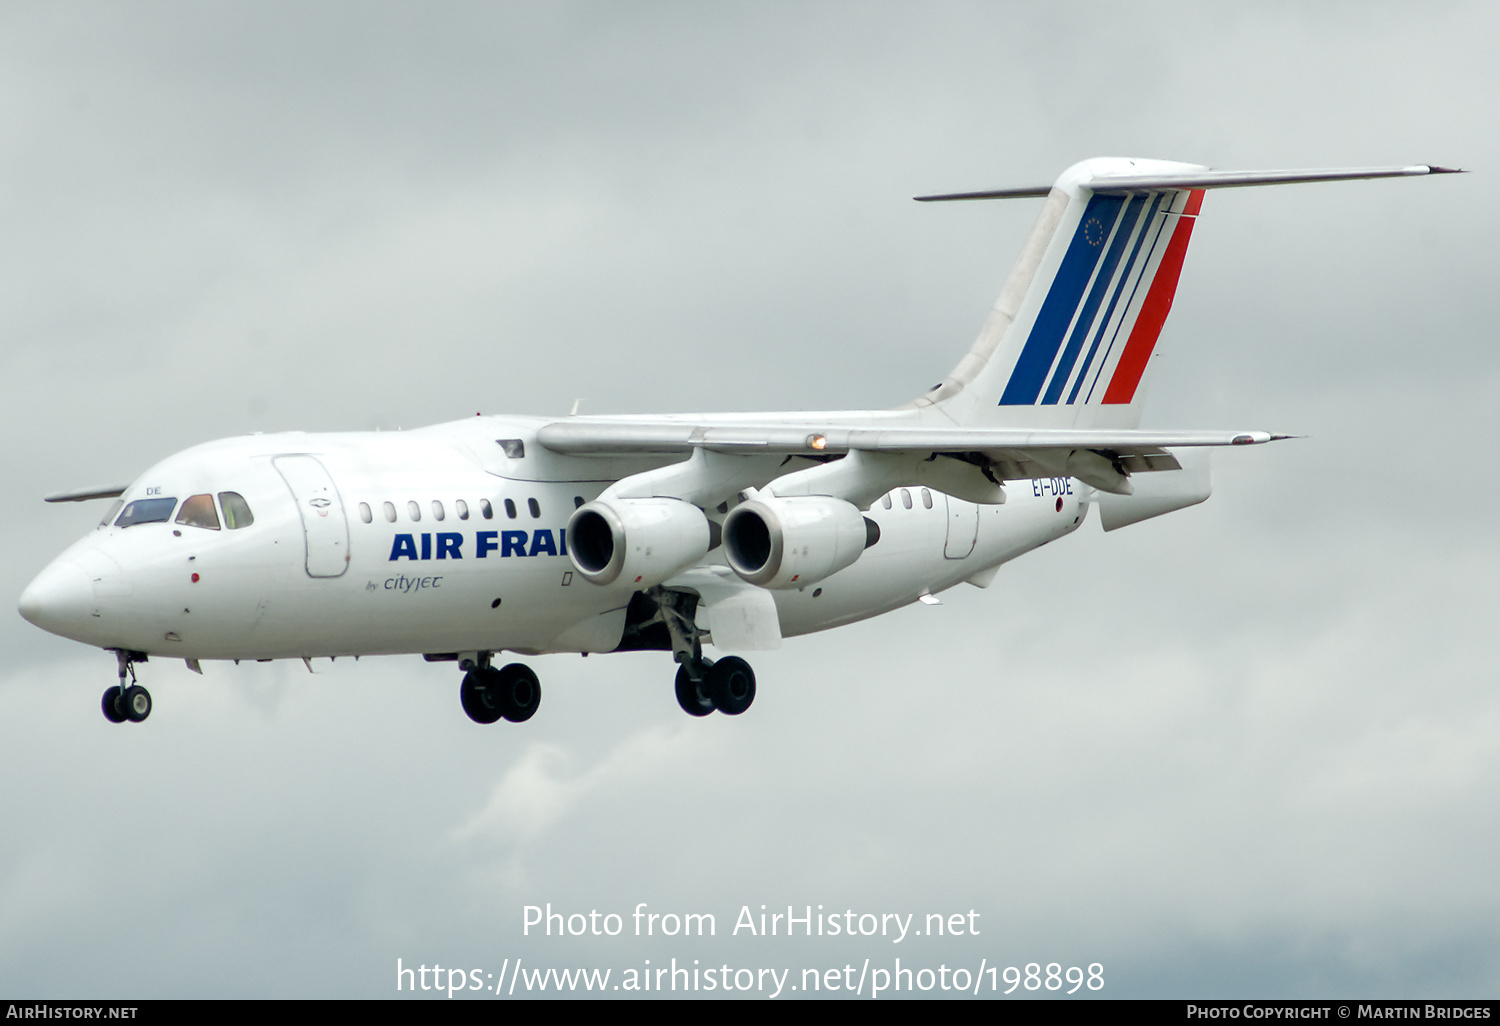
219 492 255 530
115 497 177 528
175 494 221 530
99 499 124 528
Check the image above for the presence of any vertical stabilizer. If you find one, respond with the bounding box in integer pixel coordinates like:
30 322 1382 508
910 157 1208 430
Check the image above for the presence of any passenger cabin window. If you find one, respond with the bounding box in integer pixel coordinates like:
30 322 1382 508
921 488 933 509
219 492 254 529
432 500 445 521
116 497 177 528
407 501 421 522
528 498 540 518
504 499 517 519
176 494 221 530
881 493 892 510
358 502 373 524
382 501 397 523
480 499 493 520
900 489 912 510
456 499 469 520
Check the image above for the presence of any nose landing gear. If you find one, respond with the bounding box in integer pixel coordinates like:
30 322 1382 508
102 651 151 723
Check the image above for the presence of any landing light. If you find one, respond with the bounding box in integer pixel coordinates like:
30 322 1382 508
807 434 828 451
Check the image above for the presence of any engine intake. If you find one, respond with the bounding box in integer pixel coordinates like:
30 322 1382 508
722 495 872 589
567 497 710 587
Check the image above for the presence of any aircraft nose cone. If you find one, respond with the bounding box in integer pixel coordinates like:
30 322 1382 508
18 559 94 636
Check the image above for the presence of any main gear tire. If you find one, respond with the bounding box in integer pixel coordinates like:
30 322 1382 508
674 661 716 717
495 663 541 723
707 656 755 716
460 669 505 724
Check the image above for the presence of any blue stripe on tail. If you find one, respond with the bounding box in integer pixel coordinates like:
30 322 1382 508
1041 194 1149 404
1066 192 1165 405
999 194 1124 406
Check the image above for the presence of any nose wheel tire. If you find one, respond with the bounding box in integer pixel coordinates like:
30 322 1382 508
707 656 755 716
675 661 716 717
459 670 505 724
102 686 127 724
495 663 541 723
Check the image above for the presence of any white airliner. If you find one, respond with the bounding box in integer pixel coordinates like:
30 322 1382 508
19 157 1455 725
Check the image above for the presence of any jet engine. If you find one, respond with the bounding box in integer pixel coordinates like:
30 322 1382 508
566 497 711 587
722 495 876 590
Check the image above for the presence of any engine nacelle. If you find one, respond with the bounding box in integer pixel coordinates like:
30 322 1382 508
566 497 710 587
722 495 873 590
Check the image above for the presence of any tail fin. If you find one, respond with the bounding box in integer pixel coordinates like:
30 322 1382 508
910 158 1458 430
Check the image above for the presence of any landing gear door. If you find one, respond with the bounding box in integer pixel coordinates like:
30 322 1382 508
944 493 978 559
274 455 351 578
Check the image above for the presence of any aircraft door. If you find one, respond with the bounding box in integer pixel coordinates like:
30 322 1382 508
273 455 351 578
943 493 978 559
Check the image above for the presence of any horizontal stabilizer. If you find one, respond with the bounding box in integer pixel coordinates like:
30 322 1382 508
915 164 1463 202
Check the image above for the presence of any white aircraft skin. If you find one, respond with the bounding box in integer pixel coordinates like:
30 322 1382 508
18 156 1455 725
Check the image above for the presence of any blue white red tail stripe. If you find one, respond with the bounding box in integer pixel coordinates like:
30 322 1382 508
1041 192 1153 404
998 187 1204 408
1100 188 1204 405
1071 191 1166 404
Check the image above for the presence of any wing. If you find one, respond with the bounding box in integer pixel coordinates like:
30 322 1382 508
44 485 128 503
537 418 1288 496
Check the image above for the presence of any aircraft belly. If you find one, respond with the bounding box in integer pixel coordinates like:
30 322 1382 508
211 554 594 659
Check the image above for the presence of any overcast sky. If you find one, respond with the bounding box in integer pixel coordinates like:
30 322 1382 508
2 1 1497 1000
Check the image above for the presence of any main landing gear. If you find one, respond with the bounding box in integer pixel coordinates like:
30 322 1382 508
102 650 151 724
674 656 756 717
651 587 757 718
458 655 541 724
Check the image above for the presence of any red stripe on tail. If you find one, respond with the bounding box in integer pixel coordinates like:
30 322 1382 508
1101 189 1204 405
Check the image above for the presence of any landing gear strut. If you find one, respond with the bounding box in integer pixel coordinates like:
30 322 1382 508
459 654 541 724
652 587 757 717
102 651 151 723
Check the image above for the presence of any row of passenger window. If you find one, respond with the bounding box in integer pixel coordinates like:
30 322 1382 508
106 492 256 531
880 488 934 511
356 495 584 525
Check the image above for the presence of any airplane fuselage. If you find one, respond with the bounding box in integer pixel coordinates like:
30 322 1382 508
25 416 1086 664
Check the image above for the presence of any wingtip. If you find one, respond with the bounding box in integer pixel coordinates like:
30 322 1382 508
1424 165 1467 175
